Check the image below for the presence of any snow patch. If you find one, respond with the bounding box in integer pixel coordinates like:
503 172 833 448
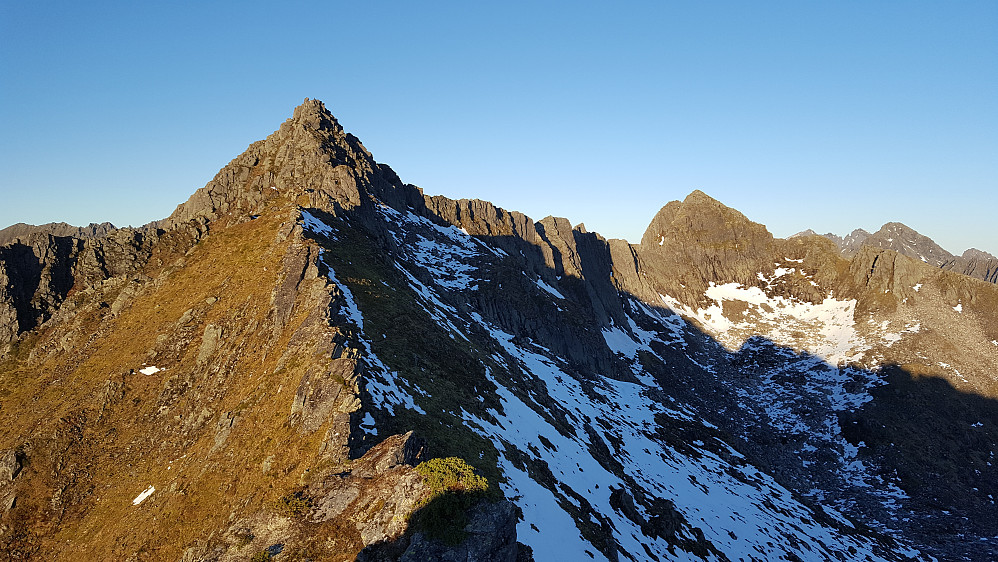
139 366 161 376
535 278 565 300
132 485 155 505
322 255 364 329
460 314 919 561
300 209 334 237
660 283 868 365
601 326 642 359
361 412 378 435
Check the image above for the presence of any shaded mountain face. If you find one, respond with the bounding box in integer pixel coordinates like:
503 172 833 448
2 99 997 562
796 223 998 284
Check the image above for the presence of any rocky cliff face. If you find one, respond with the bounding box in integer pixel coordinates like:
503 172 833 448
2 99 996 561
943 248 998 284
0 227 166 353
636 190 776 305
862 222 954 267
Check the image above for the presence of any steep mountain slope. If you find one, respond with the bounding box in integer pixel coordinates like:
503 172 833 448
944 248 998 284
2 99 996 561
0 101 521 561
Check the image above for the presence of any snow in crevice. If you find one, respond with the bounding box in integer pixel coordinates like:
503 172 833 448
300 209 336 238
318 252 425 417
360 411 378 436
535 278 565 299
601 325 642 359
872 320 920 348
601 313 670 384
373 201 515 292
321 254 364 329
395 266 469 342
132 485 155 506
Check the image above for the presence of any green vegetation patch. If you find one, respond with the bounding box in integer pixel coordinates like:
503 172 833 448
274 490 312 518
411 457 492 545
417 457 489 496
249 550 272 562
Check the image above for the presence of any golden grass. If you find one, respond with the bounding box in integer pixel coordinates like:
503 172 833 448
0 200 366 560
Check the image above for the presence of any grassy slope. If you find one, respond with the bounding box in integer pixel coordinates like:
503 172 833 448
0 203 361 559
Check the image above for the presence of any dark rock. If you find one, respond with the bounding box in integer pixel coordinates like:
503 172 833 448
398 500 520 562
289 358 360 435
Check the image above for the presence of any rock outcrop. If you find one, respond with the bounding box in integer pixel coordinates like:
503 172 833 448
943 248 998 284
0 100 526 562
184 432 524 562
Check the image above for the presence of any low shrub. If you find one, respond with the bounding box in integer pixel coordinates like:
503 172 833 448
411 457 491 545
275 490 312 517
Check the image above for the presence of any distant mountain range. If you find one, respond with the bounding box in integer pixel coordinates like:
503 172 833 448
0 221 116 245
793 223 998 283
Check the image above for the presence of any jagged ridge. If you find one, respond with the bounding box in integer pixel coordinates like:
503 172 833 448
2 99 997 561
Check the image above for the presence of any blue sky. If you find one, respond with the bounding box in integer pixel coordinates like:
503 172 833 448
1 1 995 255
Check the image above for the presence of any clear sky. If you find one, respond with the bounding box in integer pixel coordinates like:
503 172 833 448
1 1 995 255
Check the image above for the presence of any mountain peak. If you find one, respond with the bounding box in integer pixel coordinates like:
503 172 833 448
863 221 954 266
682 189 717 206
790 228 819 239
963 248 997 261
877 221 916 235
641 190 762 245
288 97 343 133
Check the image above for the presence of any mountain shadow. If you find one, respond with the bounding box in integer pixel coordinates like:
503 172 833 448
2 99 995 561
315 195 998 561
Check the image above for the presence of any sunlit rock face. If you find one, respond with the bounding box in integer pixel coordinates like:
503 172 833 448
2 99 996 561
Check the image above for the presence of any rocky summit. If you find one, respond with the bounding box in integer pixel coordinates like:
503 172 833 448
1 99 996 561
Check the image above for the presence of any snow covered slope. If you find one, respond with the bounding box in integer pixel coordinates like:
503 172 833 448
303 200 934 561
